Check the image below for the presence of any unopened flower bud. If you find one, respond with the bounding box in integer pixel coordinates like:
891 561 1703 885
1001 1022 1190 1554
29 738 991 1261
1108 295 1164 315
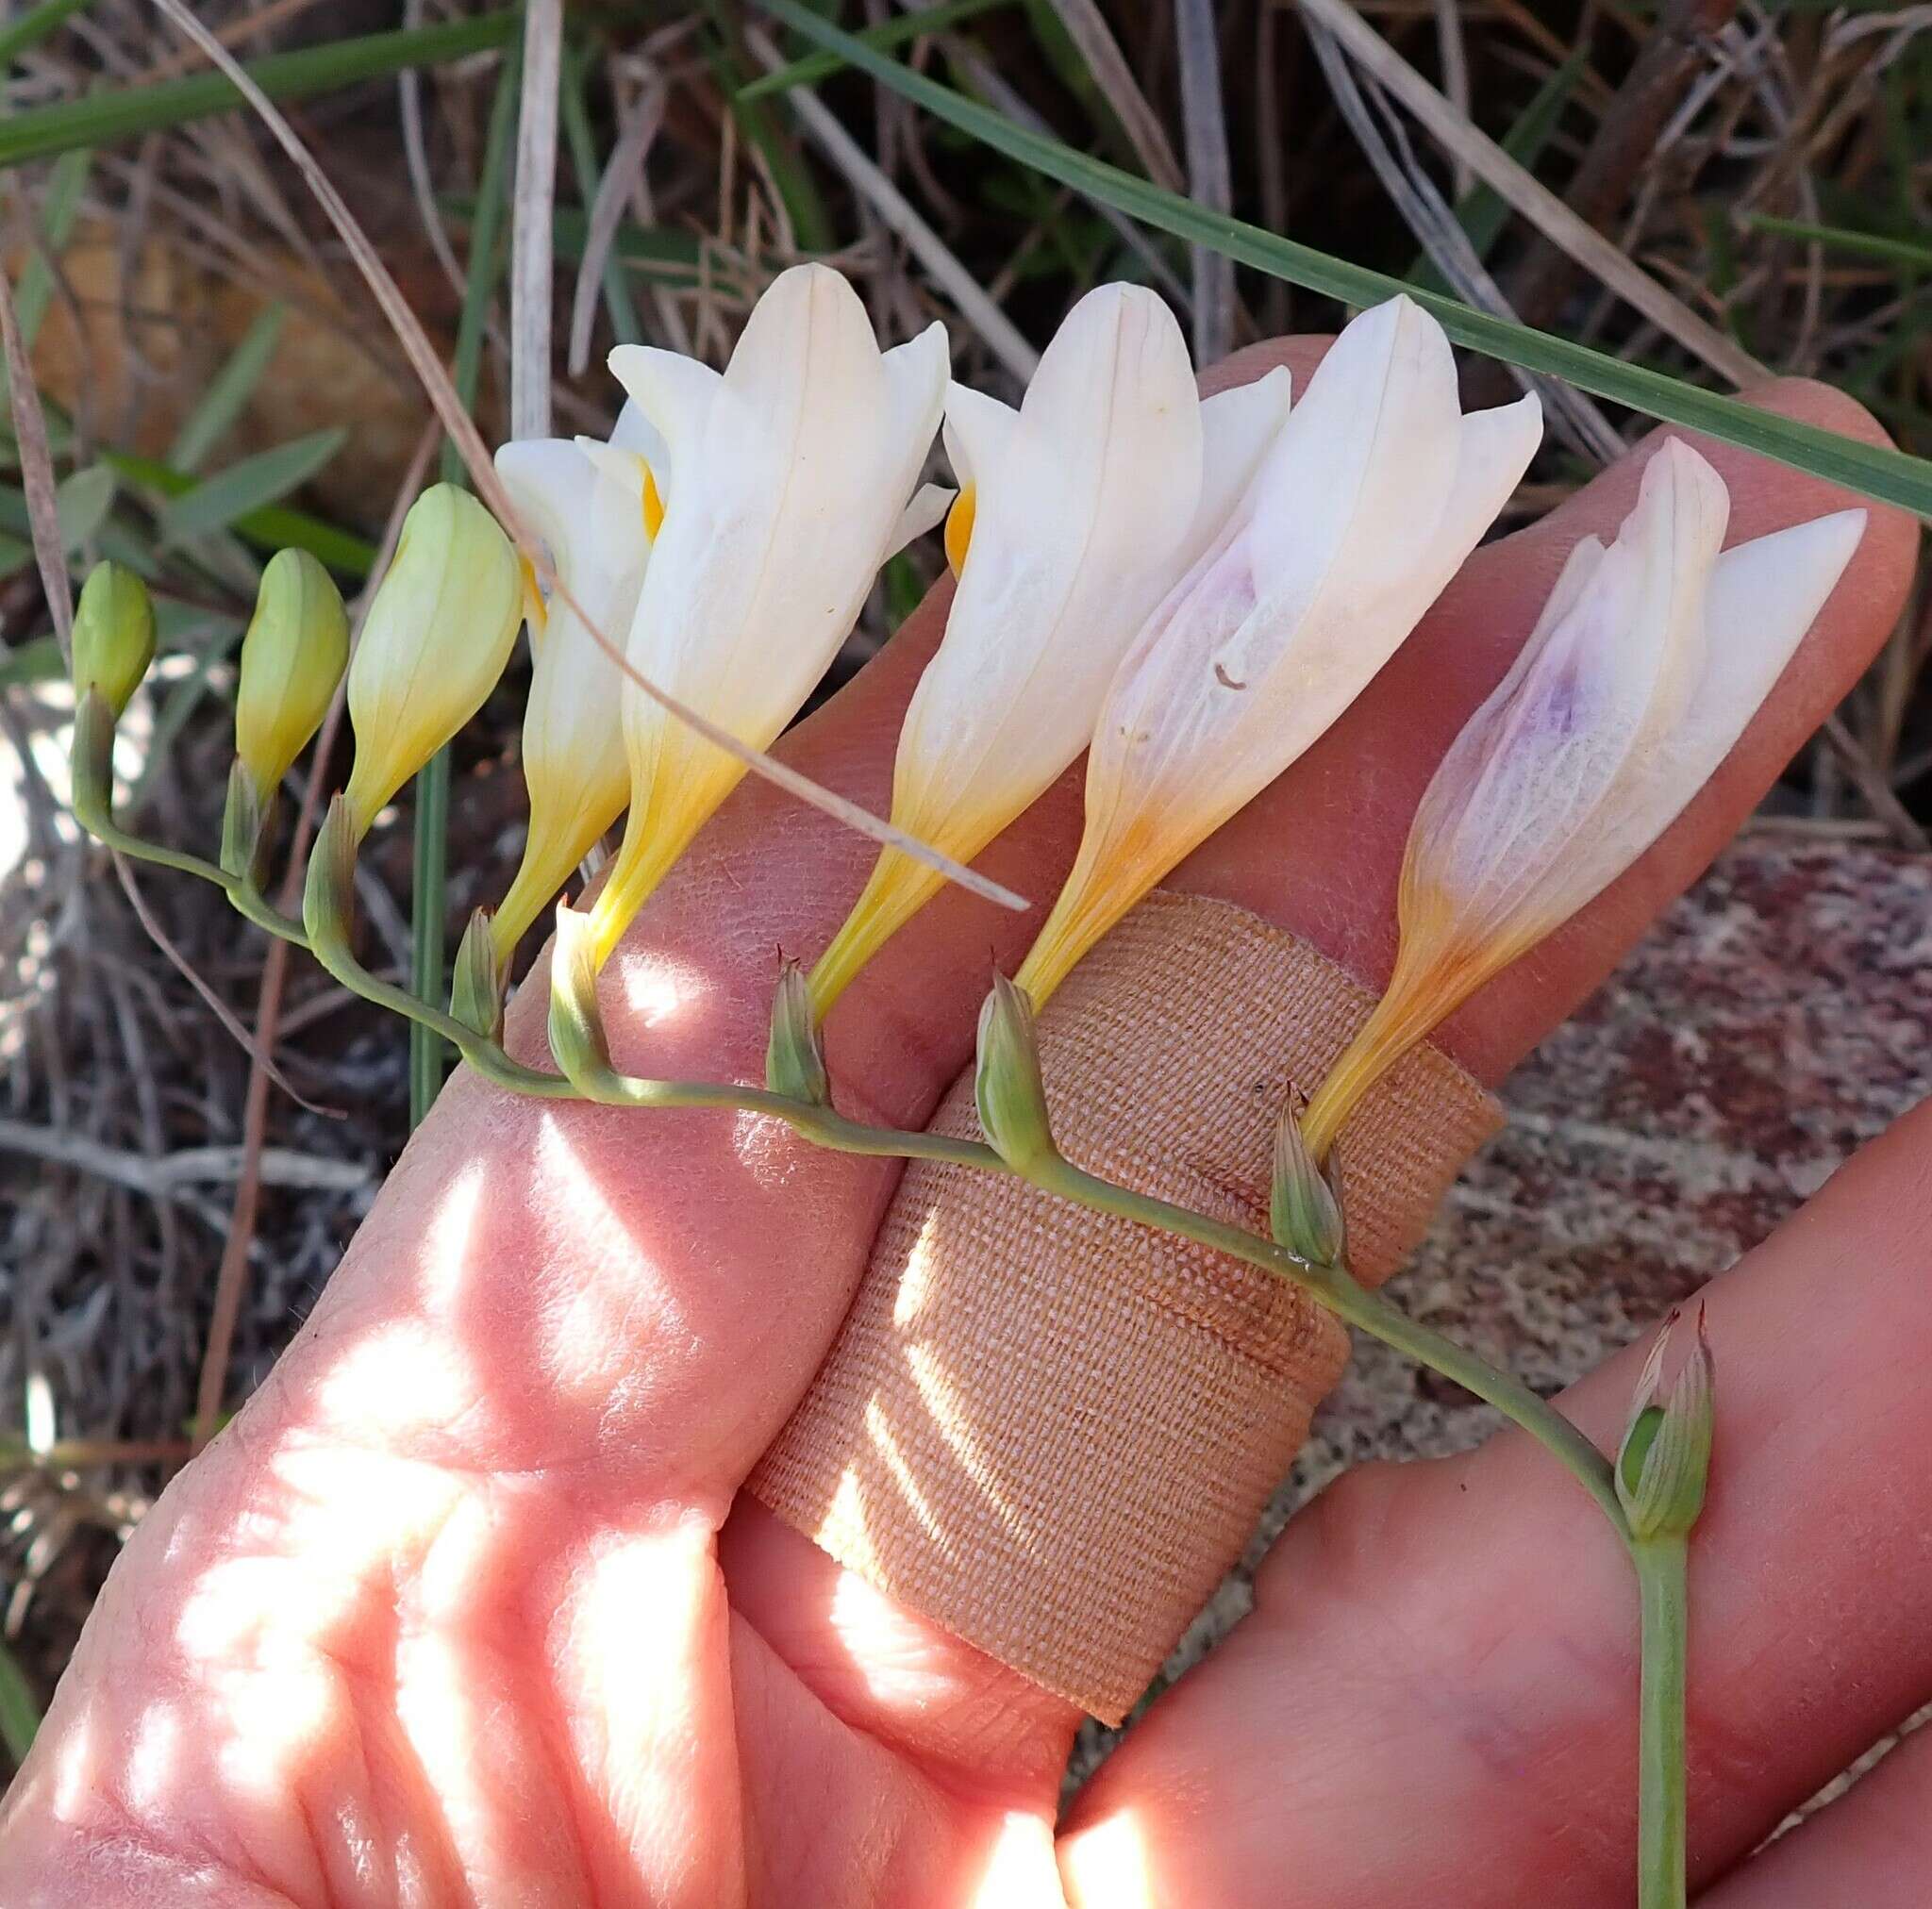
766 959 829 1105
1616 1306 1714 1542
235 548 348 799
974 973 1058 1171
1270 1092 1346 1266
71 560 156 720
341 484 523 838
450 906 504 1040
547 905 612 1087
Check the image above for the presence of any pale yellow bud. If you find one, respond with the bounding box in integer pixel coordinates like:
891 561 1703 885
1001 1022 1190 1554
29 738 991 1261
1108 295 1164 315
341 484 522 838
72 560 156 720
235 548 349 798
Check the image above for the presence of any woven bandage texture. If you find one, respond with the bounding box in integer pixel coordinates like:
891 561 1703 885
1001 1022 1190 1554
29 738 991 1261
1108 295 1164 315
750 890 1502 1723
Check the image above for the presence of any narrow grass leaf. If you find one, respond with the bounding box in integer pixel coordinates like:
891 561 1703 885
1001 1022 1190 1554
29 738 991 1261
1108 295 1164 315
54 460 115 548
0 0 91 67
158 428 345 544
0 12 520 171
741 0 1014 102
168 304 288 473
762 1 1932 518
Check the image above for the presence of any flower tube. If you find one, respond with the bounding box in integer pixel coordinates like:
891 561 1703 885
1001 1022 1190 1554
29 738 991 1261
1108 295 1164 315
1302 438 1866 1158
584 264 949 967
1013 294 1543 1007
488 425 657 962
341 483 524 839
805 283 1291 1018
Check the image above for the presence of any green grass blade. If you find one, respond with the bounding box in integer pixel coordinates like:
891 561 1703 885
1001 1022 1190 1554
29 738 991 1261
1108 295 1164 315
100 449 375 575
53 460 114 548
168 304 288 473
0 147 92 413
1740 212 1932 274
763 0 1932 518
411 46 520 1128
0 12 520 171
0 0 92 68
740 0 1014 102
158 427 346 543
0 1635 39 1766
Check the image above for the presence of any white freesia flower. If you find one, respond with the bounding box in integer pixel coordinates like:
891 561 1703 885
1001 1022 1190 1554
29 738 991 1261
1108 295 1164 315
585 263 950 966
806 283 1291 1016
489 430 656 961
1014 294 1543 1005
1303 437 1866 1157
342 483 523 838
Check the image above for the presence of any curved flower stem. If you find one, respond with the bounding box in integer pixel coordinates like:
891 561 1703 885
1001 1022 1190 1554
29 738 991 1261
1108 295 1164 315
1027 1153 1628 1535
75 805 312 951
1634 1535 1690 1909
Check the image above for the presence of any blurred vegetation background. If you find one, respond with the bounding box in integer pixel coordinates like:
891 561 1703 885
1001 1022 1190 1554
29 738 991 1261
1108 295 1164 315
0 0 1926 1770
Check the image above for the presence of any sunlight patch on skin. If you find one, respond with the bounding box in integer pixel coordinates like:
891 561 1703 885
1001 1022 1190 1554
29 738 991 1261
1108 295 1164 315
123 1702 183 1814
968 1807 1063 1908
393 1494 590 1909
725 1105 808 1188
608 943 710 1029
531 1115 691 1408
48 1714 97 1821
824 1548 971 1712
1058 1807 1157 1908
414 1157 487 1312
552 1518 736 1895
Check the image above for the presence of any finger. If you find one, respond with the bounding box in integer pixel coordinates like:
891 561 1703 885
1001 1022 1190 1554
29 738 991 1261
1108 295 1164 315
1701 1721 1932 1907
1059 1096 1932 1906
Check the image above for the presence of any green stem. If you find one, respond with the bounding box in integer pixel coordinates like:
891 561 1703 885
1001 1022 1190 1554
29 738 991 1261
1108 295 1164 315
76 804 309 950
1031 1154 1627 1534
1634 1535 1690 1909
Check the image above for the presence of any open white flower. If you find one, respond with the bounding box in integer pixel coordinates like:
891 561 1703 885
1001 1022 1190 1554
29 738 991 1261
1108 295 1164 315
1014 294 1543 1006
585 263 950 967
1303 437 1866 1157
806 283 1291 1016
488 428 657 961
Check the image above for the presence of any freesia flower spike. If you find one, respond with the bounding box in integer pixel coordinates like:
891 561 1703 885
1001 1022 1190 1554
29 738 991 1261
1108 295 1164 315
488 428 657 963
807 283 1291 1018
1015 294 1542 1007
341 483 524 840
1303 438 1866 1158
584 263 950 969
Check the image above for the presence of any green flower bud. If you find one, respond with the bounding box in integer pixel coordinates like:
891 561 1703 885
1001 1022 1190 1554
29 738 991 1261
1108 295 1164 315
974 973 1058 1171
236 548 349 798
1617 1306 1714 1541
71 560 156 720
547 904 612 1087
1270 1092 1347 1266
342 484 522 838
766 959 829 1105
450 906 504 1041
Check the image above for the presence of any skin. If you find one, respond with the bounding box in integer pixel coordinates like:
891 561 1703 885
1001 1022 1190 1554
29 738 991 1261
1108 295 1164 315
0 340 1922 1907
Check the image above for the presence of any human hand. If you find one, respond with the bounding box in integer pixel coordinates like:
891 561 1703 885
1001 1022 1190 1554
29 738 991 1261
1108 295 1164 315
0 343 1917 1906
